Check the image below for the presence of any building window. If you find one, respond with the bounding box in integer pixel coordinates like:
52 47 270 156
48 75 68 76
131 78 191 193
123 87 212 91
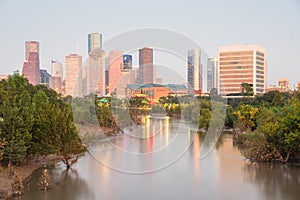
256 84 264 88
256 57 264 61
256 70 264 75
256 61 264 65
256 75 264 79
256 52 264 57
257 66 264 70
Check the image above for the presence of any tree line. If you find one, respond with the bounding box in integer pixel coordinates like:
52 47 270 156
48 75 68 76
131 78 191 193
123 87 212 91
230 90 300 163
0 73 85 168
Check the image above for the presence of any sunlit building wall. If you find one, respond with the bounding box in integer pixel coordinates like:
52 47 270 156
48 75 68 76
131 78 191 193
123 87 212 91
108 50 123 94
207 57 218 92
22 52 40 85
138 47 154 84
51 60 63 78
87 49 106 96
218 44 266 96
65 54 82 97
88 33 102 54
187 49 202 92
25 41 39 61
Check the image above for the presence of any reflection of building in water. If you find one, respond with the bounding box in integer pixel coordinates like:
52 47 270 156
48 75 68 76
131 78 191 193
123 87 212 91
126 83 188 102
215 136 245 183
140 117 170 152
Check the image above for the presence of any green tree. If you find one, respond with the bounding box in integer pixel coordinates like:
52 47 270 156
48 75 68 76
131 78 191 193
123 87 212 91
0 138 5 162
199 108 211 130
241 82 254 97
257 99 300 162
234 104 258 134
29 91 59 159
0 74 34 165
57 105 86 168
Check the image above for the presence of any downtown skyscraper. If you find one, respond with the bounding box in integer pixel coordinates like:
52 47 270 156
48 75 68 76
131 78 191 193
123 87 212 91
65 54 82 97
49 60 63 94
138 47 155 84
207 57 218 92
86 49 106 96
86 33 106 96
22 41 40 85
88 33 102 54
187 48 202 92
107 50 123 94
218 44 266 96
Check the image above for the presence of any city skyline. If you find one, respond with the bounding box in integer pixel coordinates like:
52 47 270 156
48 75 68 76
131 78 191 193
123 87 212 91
0 0 299 86
15 37 299 98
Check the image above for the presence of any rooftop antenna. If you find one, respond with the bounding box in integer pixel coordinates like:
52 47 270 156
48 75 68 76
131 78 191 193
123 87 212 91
76 42 79 54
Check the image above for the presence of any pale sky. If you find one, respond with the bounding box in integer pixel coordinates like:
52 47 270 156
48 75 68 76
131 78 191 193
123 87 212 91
0 0 299 86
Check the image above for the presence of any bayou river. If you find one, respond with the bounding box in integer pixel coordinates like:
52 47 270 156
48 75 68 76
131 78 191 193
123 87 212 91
15 118 300 200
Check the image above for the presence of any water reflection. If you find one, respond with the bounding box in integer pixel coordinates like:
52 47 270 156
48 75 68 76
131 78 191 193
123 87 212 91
88 117 195 173
243 163 300 200
17 165 93 200
15 121 300 200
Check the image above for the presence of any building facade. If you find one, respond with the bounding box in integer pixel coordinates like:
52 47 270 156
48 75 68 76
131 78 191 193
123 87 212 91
207 57 218 92
88 33 102 54
123 54 133 70
108 50 123 94
218 44 266 96
22 41 40 85
86 49 106 96
138 47 155 84
51 60 63 78
40 69 51 88
126 84 188 102
187 49 202 92
25 41 39 61
65 54 82 97
49 60 63 94
49 76 62 94
22 52 40 85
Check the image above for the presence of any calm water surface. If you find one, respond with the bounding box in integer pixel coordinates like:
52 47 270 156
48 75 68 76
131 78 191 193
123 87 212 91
16 118 300 200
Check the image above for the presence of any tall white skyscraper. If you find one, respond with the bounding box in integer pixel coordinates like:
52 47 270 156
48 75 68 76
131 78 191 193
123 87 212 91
207 57 218 92
187 49 202 92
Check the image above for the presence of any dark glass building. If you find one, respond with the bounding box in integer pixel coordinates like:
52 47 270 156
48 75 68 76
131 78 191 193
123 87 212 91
123 54 132 70
40 69 51 88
